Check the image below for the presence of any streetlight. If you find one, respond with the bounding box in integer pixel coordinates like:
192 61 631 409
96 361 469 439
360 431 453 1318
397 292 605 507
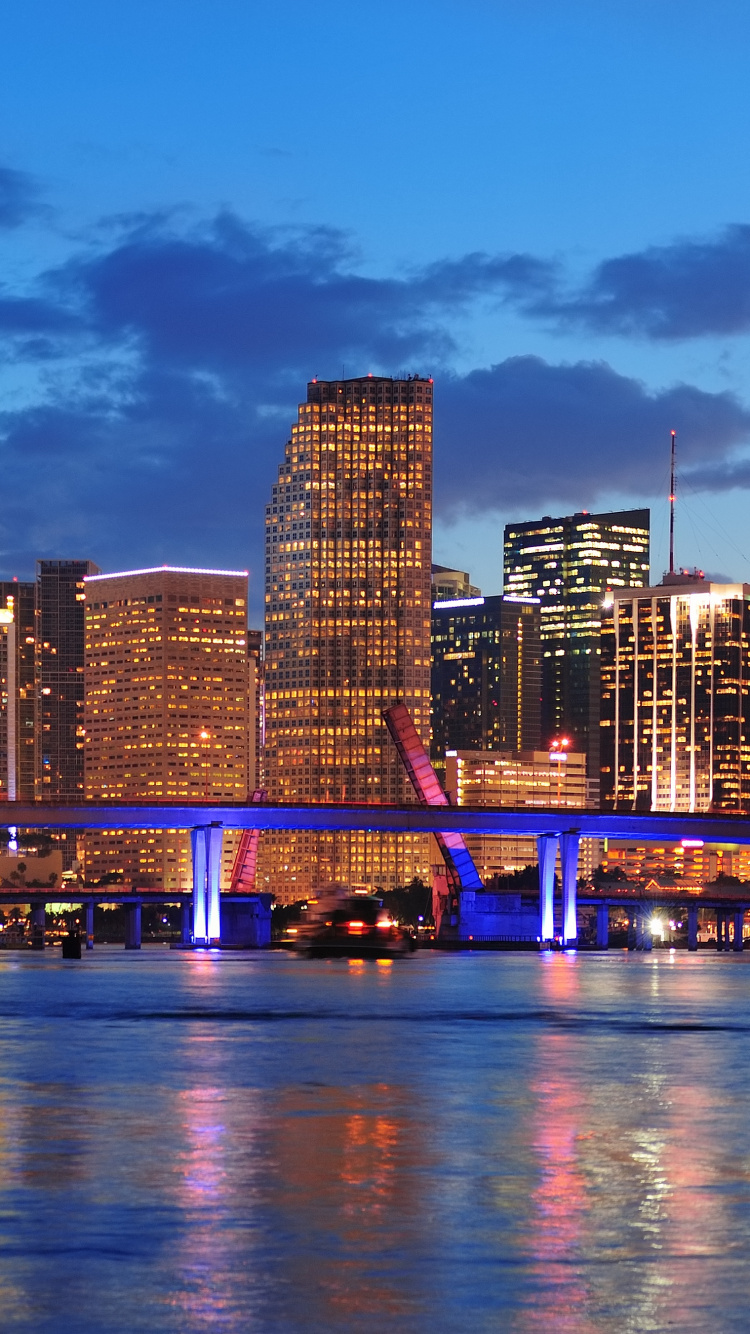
200 730 210 802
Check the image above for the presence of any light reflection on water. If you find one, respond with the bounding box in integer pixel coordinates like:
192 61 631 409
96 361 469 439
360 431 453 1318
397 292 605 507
0 949 749 1331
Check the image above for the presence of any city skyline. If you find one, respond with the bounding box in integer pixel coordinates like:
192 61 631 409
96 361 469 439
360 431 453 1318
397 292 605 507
2 4 750 617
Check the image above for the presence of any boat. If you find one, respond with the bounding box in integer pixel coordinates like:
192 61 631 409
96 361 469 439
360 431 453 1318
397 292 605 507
292 887 416 959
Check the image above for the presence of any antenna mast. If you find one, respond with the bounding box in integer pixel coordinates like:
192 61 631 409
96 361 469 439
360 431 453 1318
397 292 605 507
669 429 676 575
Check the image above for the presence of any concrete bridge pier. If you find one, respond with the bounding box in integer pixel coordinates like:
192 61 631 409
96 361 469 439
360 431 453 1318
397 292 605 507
30 903 46 950
687 905 699 952
190 825 224 945
635 910 645 950
560 832 580 946
86 900 94 951
181 901 192 946
627 909 636 950
734 908 745 952
717 910 726 952
124 900 141 950
537 835 557 944
596 903 609 949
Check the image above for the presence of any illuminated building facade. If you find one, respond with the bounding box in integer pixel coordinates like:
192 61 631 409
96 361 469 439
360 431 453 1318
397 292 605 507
431 594 541 773
445 748 597 879
601 576 750 814
503 509 650 785
83 566 254 888
431 564 480 602
262 374 432 900
0 581 36 801
38 559 100 866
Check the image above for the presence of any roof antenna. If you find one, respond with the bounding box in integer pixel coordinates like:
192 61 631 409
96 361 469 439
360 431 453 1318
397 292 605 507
669 429 676 576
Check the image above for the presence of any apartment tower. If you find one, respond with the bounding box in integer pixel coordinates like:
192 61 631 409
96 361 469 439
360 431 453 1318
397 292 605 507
83 565 254 888
261 375 433 901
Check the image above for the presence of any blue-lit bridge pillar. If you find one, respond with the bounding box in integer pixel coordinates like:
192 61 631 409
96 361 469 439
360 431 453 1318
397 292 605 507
687 905 699 952
124 900 141 950
560 832 580 946
596 904 609 949
734 908 745 952
191 825 223 945
86 899 94 951
537 835 557 945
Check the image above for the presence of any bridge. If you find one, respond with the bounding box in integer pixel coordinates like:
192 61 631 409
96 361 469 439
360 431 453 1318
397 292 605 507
2 800 750 948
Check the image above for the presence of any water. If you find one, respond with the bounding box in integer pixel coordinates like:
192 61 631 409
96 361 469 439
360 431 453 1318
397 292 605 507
1 948 749 1332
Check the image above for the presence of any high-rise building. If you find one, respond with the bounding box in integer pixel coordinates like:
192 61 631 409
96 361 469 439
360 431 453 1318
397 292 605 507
83 565 253 888
38 559 100 865
601 574 750 814
444 748 596 879
0 581 36 801
431 564 481 602
261 374 433 901
431 593 541 772
503 509 650 787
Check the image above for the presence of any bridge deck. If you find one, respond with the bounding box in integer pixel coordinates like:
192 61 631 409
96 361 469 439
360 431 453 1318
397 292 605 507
0 801 749 844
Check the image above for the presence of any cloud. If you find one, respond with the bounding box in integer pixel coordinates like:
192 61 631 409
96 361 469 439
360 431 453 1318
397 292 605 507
542 225 750 339
0 165 45 228
2 207 750 613
436 357 750 514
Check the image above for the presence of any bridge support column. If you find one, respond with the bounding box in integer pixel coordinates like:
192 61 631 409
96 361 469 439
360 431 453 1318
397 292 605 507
124 900 141 950
687 905 699 952
206 825 223 942
560 832 580 946
86 900 94 951
190 825 223 944
30 903 46 950
734 908 744 952
716 909 725 952
596 904 609 949
627 909 636 950
181 900 192 946
635 909 644 950
537 835 557 944
191 827 208 943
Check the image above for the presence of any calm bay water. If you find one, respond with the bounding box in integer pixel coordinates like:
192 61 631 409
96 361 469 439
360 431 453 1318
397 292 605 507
0 948 749 1332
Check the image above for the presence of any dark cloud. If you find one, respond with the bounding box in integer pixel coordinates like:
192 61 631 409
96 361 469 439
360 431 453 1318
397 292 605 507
436 357 750 514
2 209 750 614
541 225 750 339
0 165 44 228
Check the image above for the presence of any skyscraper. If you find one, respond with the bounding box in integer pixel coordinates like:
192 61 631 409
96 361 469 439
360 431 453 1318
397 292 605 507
261 375 433 900
83 565 253 887
38 559 100 865
0 581 36 801
601 574 750 813
503 509 650 788
431 593 541 772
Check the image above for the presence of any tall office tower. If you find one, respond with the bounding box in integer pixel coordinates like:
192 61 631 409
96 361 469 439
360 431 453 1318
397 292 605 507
247 628 265 788
504 509 650 789
431 564 481 602
37 559 100 865
83 566 253 888
261 374 433 902
0 581 37 800
431 593 541 773
601 574 750 814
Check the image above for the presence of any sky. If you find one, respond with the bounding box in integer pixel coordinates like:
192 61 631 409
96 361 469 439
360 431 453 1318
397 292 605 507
2 0 750 618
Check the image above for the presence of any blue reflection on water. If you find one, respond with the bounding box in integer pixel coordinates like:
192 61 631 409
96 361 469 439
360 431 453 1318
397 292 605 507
0 948 749 1332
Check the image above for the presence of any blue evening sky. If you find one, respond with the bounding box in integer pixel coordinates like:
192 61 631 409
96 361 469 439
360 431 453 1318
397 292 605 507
2 0 750 614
